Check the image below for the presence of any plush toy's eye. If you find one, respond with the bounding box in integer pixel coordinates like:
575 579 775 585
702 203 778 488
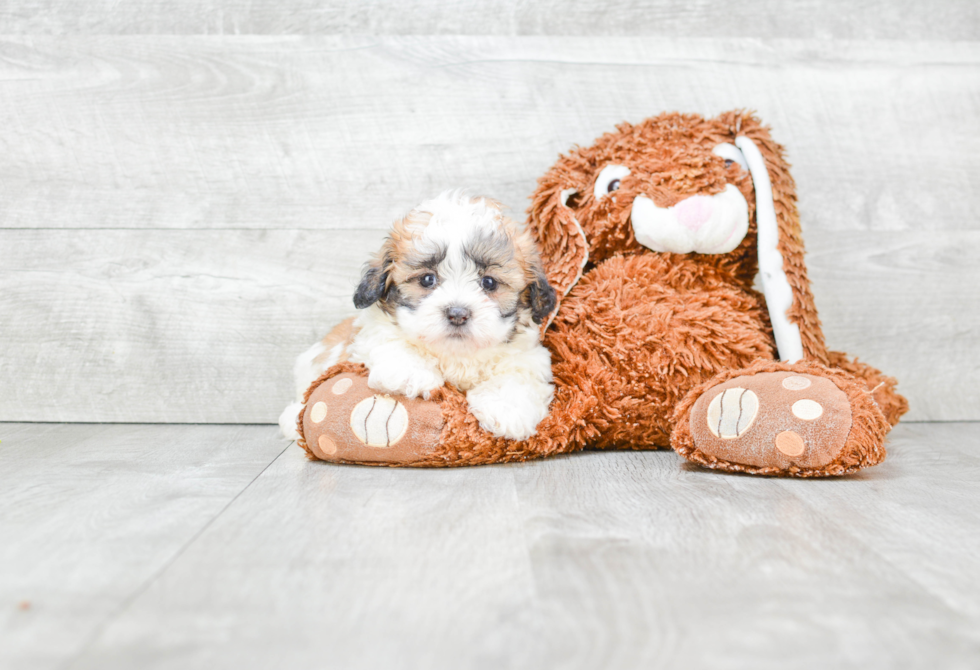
593 165 631 200
481 276 498 292
712 143 749 172
419 273 437 288
560 188 581 208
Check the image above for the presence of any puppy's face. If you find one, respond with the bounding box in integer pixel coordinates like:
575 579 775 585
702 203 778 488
354 192 556 355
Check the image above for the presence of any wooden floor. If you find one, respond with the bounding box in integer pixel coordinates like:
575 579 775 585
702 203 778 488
2 421 979 669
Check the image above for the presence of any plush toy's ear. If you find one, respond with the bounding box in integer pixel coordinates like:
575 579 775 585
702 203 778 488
352 241 393 309
733 114 829 365
526 158 592 327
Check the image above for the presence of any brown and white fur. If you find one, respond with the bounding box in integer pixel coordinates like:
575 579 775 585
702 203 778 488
279 191 557 441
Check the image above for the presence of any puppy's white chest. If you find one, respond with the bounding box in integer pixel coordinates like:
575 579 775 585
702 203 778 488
435 355 494 393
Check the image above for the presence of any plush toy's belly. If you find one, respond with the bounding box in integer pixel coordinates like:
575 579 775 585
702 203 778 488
544 253 776 450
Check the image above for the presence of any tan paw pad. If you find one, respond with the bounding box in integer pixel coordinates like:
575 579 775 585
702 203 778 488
317 434 338 455
775 430 806 456
332 378 353 395
310 401 328 424
782 375 811 391
705 387 759 439
792 399 823 421
349 395 409 448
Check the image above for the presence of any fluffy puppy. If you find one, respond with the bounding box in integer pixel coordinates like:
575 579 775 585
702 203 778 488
279 191 557 441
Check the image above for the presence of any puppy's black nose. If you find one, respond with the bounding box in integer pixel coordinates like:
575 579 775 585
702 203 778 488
445 305 471 326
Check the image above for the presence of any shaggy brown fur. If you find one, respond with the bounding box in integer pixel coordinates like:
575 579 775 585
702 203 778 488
297 111 907 476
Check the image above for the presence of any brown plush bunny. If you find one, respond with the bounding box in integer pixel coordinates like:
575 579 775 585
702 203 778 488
297 111 907 477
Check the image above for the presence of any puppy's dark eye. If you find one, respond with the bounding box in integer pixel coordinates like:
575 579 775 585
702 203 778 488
607 179 621 193
724 159 734 168
419 273 437 288
481 276 498 292
565 191 583 208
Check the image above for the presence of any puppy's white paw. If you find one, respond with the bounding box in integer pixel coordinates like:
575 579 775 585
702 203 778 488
467 379 552 441
368 365 444 399
278 402 304 441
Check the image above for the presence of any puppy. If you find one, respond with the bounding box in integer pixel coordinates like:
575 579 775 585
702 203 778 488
279 191 557 442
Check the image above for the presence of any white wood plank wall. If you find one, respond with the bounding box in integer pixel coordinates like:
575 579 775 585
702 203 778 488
2 1 978 38
1 13 978 423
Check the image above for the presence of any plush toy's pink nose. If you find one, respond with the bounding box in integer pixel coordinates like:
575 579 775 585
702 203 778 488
674 196 713 231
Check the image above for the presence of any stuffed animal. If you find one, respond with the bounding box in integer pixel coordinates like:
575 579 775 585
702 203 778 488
297 111 907 477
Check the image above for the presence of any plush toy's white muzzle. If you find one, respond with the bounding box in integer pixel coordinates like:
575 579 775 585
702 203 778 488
630 184 749 255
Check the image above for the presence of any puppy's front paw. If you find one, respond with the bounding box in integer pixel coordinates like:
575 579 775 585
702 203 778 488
467 380 552 440
368 365 444 399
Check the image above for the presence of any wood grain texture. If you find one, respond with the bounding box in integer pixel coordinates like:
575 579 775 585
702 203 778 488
0 423 286 670
507 423 980 669
807 232 980 422
2 227 975 423
1 36 978 422
0 228 378 423
1 421 967 670
0 37 977 233
1 0 977 39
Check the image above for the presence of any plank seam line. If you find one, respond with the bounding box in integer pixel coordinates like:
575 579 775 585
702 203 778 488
59 437 293 670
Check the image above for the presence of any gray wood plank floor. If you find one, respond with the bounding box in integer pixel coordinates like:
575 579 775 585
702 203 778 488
3 421 979 669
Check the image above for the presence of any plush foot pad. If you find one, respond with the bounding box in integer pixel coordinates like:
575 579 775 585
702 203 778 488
299 371 444 465
686 370 855 475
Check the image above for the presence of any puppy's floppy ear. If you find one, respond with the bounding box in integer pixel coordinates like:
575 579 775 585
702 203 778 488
506 212 560 326
526 272 557 325
353 240 393 309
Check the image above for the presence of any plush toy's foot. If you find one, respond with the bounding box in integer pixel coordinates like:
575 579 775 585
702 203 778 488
297 362 590 467
827 351 908 427
297 365 445 466
671 360 891 477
